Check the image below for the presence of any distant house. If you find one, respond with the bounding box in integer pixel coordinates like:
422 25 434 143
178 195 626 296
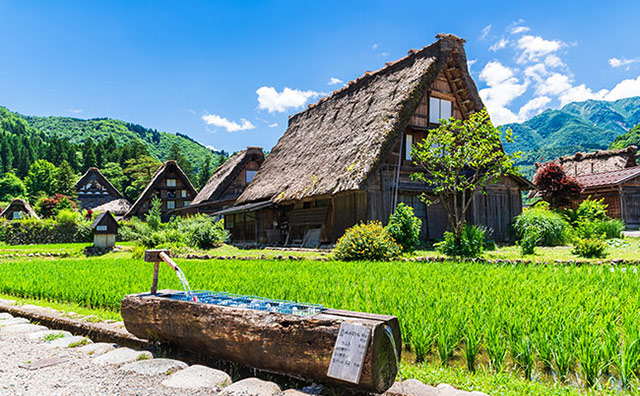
75 167 131 216
542 146 640 228
173 147 264 216
221 34 531 246
0 199 39 220
125 160 197 221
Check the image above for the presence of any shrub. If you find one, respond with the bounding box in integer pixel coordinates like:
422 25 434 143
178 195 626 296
572 238 608 259
533 162 583 208
436 225 485 257
512 208 571 246
576 219 625 240
0 216 91 244
386 203 422 252
37 194 77 218
560 198 609 226
146 197 162 230
56 209 82 225
334 221 401 261
191 219 228 249
518 228 539 256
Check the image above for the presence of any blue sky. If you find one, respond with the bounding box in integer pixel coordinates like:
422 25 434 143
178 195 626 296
1 1 640 153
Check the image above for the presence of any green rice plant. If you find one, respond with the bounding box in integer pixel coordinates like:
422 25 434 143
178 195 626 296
436 318 462 366
576 330 607 387
463 321 483 372
510 326 536 380
533 329 554 372
485 321 508 373
551 332 575 383
411 320 436 363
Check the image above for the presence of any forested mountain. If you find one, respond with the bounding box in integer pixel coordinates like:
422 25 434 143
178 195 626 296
501 96 640 177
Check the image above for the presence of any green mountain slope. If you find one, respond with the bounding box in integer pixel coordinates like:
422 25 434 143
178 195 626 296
502 96 640 178
1 107 224 171
610 123 640 149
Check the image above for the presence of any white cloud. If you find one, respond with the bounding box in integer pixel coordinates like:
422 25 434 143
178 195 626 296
517 35 563 63
511 26 530 34
524 63 548 83
479 61 528 124
467 59 477 72
604 76 640 101
518 96 551 120
372 43 379 50
489 38 509 52
480 25 492 40
268 123 278 128
202 114 255 132
68 108 83 114
536 73 573 96
609 57 639 68
328 77 343 85
256 86 320 113
380 52 390 57
544 54 564 68
206 145 219 151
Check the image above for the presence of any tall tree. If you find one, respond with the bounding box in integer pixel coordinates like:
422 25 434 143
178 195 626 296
411 109 519 239
54 160 77 197
168 143 194 180
25 159 57 201
197 155 213 189
102 162 126 193
123 155 161 201
82 137 97 171
0 172 27 202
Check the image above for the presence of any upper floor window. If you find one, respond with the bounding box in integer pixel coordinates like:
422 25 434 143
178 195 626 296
181 189 187 198
246 170 257 183
429 97 452 124
166 178 177 187
405 133 413 161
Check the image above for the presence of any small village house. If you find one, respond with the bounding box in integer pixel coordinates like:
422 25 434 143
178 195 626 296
91 211 118 249
221 34 531 246
0 198 39 220
125 160 197 221
173 147 264 216
75 167 131 217
541 146 640 228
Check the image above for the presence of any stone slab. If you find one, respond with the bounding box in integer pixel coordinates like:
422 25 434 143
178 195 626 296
93 347 153 366
384 379 438 396
120 358 187 376
162 364 232 389
19 357 67 370
0 312 13 320
27 329 73 341
45 335 92 348
77 342 117 356
1 323 48 335
217 377 281 396
0 317 30 327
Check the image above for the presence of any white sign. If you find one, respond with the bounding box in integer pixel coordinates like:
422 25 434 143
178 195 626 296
327 322 371 384
96 225 107 231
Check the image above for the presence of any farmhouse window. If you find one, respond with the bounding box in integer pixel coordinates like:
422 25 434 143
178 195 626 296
246 170 257 183
12 211 22 219
167 178 177 187
181 189 187 198
167 200 176 209
184 201 191 207
429 97 452 124
405 133 413 160
225 215 234 229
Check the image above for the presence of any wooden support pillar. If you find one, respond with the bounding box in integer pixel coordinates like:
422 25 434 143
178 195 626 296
151 262 159 294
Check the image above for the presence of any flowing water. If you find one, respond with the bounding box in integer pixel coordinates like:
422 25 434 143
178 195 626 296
173 266 198 302
384 325 403 390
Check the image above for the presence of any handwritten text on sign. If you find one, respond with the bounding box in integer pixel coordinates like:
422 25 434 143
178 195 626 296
327 322 371 384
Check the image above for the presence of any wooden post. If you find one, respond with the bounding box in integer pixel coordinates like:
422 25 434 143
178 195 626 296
145 249 172 294
150 262 159 294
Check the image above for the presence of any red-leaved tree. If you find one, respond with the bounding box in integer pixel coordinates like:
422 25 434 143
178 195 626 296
533 162 583 208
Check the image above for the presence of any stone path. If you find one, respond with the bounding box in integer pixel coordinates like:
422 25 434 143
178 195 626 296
0 311 488 396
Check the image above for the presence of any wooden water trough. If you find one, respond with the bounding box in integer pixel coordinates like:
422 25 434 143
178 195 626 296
120 250 401 393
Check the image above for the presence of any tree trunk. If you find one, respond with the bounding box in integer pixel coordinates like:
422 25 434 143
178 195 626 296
121 291 400 393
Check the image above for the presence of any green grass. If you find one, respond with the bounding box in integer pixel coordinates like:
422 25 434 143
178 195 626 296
0 242 91 255
2 245 640 394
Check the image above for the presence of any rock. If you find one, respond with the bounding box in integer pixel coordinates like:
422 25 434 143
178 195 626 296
27 330 73 341
384 379 438 396
1 323 48 335
45 335 92 348
217 377 281 396
120 358 187 376
93 347 153 366
77 342 117 356
162 364 232 389
0 317 30 327
0 312 13 320
282 390 311 395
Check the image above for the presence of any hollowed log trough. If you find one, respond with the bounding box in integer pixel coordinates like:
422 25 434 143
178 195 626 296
121 291 401 393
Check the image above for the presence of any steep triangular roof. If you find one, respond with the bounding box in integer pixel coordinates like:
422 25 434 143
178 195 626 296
191 147 264 206
237 34 483 204
125 160 197 217
0 198 39 219
75 167 124 198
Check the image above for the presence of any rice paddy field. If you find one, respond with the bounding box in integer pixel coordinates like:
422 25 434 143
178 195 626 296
1 246 640 395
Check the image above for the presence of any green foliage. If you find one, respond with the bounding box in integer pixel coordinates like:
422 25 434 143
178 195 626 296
167 143 194 182
54 160 77 197
436 225 486 257
0 172 27 201
0 216 91 245
146 198 162 230
576 219 625 240
36 194 77 218
124 155 161 200
25 159 57 200
386 203 422 252
512 208 571 246
518 228 539 256
334 221 401 261
572 238 608 259
101 162 126 193
560 198 609 226
190 218 229 249
411 109 518 238
610 123 640 150
197 155 213 189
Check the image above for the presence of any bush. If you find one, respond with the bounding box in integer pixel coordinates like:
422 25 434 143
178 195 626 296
576 219 625 240
560 198 608 226
37 194 77 218
0 216 92 245
512 208 571 246
518 228 539 256
436 225 485 257
386 203 422 252
334 221 401 261
572 238 608 258
191 219 228 249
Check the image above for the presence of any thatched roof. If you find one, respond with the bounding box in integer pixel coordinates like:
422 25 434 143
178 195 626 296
92 198 131 216
238 34 483 204
75 167 124 198
125 160 197 217
0 198 39 219
191 147 264 206
540 146 637 178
